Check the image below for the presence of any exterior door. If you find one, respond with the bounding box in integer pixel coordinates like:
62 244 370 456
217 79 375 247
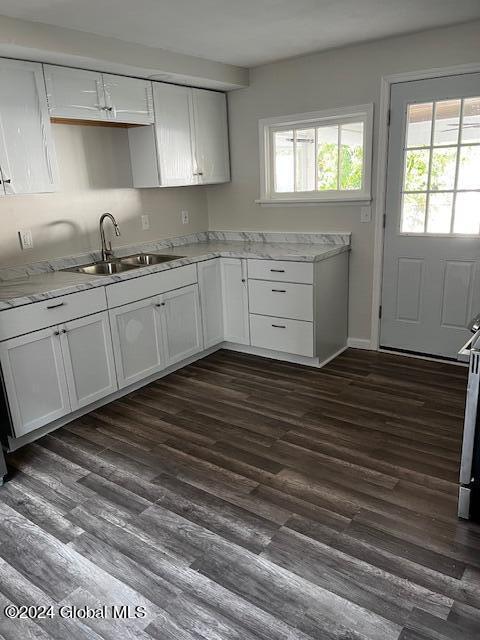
191 88 230 184
198 259 224 348
60 312 117 410
0 59 58 195
381 74 480 359
44 65 106 121
109 297 165 388
152 83 196 186
102 75 154 125
0 327 70 437
161 284 203 366
221 258 250 345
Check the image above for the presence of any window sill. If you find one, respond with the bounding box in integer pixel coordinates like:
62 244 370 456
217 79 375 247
255 196 372 207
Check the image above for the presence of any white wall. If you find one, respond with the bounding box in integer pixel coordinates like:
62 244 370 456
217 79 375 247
0 123 208 265
206 20 480 342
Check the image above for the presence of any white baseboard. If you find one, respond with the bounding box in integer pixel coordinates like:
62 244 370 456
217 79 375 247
347 337 374 350
222 342 348 368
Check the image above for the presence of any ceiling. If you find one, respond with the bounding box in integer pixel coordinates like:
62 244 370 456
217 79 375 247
1 0 479 67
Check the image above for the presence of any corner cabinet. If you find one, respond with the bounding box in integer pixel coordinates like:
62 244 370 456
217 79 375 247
44 65 154 125
128 83 230 187
0 59 58 195
220 258 250 345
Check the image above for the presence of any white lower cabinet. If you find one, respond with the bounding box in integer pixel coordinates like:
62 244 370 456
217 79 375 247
198 259 224 348
161 285 203 366
60 312 117 410
109 296 165 389
220 258 250 345
0 327 70 437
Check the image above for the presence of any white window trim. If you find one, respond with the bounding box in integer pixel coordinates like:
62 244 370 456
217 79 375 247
256 104 374 205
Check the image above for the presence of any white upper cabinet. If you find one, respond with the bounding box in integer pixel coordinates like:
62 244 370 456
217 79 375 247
44 65 154 124
153 83 196 186
102 74 154 124
191 89 230 185
0 59 58 195
44 65 106 121
129 82 230 188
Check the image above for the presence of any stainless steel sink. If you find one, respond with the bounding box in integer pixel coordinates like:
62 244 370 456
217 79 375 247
62 260 140 276
120 253 185 266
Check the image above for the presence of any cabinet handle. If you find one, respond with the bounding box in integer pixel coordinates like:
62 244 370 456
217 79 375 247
46 301 64 309
270 269 285 273
61 328 67 334
54 330 60 336
272 324 286 329
155 302 166 307
3 178 11 184
271 289 286 293
241 278 246 283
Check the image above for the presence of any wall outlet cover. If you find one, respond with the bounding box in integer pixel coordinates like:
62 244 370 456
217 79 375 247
360 206 372 223
181 210 189 225
19 229 33 250
141 214 150 230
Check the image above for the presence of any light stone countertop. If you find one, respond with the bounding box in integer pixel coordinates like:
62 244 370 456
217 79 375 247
0 232 351 310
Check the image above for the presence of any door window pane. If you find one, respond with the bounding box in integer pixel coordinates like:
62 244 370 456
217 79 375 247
339 122 363 190
317 125 339 190
274 130 294 192
404 149 430 191
427 192 453 233
295 128 315 192
429 147 457 190
458 146 480 189
462 97 480 144
401 193 426 232
433 99 461 146
406 102 432 148
454 192 480 234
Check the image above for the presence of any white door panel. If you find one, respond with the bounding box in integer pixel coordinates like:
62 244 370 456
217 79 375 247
103 75 154 124
198 259 224 348
61 312 117 410
191 88 230 184
161 284 203 366
44 65 106 120
0 59 58 194
381 73 480 358
0 327 70 437
221 258 250 344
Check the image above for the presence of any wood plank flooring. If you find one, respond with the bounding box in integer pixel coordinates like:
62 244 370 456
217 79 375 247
0 348 478 639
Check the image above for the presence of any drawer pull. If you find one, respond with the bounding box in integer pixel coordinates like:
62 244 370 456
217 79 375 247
270 268 285 273
272 324 286 329
271 289 286 293
46 301 65 309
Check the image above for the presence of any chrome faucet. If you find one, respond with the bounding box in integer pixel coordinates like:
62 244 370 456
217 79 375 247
99 212 121 261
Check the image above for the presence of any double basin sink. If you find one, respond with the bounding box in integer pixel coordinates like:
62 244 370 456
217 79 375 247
62 253 185 276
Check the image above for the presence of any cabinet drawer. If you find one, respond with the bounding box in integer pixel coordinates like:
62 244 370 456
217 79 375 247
248 259 313 284
0 288 107 341
106 264 197 308
248 280 313 321
250 314 314 357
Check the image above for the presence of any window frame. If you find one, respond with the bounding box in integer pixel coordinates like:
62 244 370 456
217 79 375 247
257 104 374 205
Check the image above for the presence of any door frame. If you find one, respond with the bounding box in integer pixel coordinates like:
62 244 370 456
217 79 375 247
371 61 480 352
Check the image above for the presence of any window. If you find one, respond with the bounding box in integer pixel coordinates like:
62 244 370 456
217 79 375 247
401 97 480 235
258 104 373 204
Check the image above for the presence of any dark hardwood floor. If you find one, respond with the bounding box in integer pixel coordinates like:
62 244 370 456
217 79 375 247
0 348 478 640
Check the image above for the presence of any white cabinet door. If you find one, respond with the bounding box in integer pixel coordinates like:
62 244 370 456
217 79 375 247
198 259 224 348
220 258 250 345
191 88 230 185
152 82 196 186
103 75 154 124
44 65 106 121
0 59 58 195
161 284 203 366
109 297 165 389
0 327 70 437
60 312 117 410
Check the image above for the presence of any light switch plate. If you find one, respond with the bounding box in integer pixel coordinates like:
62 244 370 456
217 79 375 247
360 206 372 223
141 214 150 230
181 210 189 225
19 229 33 250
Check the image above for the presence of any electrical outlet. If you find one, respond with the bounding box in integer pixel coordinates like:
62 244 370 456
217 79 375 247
360 206 372 223
181 210 189 225
141 214 150 230
19 229 33 250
